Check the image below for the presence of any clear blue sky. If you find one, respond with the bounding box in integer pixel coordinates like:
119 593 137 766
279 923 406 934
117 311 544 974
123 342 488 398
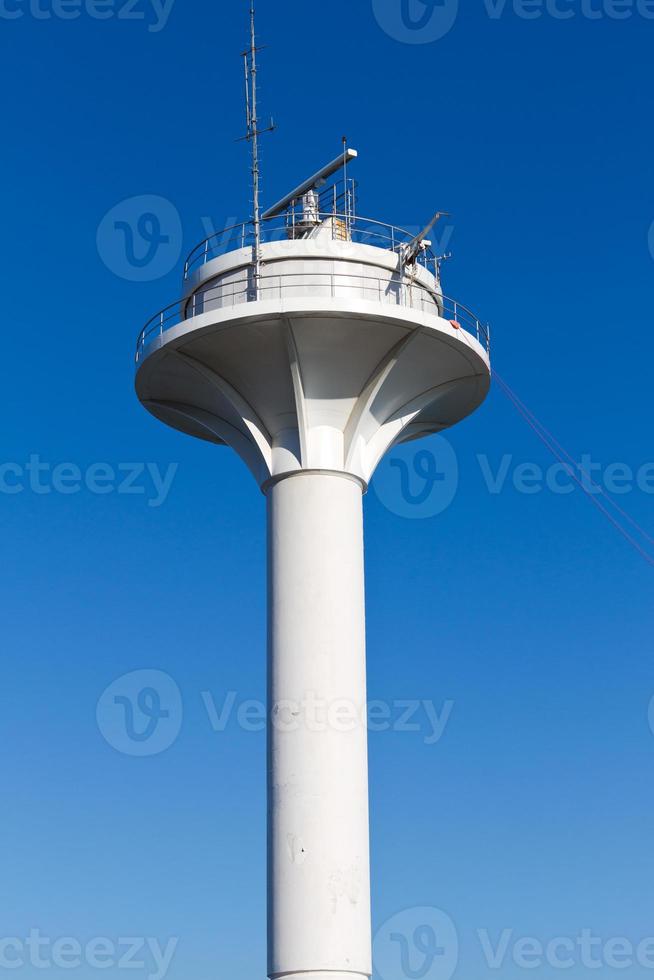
1 1 653 978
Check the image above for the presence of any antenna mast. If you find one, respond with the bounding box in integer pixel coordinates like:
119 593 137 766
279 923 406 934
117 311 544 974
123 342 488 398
242 0 274 295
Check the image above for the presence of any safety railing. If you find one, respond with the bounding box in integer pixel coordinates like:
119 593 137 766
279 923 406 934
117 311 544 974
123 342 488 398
183 212 438 280
136 269 490 364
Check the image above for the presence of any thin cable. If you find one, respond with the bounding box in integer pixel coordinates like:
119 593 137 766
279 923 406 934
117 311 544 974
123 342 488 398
493 375 654 568
447 321 654 566
493 372 654 549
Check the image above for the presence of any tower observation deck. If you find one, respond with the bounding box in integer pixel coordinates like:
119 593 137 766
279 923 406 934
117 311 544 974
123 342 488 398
134 151 491 980
135 170 490 488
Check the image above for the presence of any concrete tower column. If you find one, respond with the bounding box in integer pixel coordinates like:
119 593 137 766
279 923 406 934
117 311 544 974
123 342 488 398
266 471 371 980
135 226 490 980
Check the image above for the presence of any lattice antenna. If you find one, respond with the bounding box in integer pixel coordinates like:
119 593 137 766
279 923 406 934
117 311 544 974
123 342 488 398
241 0 275 292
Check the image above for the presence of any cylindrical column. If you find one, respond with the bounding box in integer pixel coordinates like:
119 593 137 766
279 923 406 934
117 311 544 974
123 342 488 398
267 471 371 980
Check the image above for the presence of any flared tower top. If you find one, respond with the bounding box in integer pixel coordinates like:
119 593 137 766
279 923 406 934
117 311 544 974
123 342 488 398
135 155 490 490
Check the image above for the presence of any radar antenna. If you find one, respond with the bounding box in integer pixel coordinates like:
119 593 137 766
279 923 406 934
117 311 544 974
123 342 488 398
262 147 358 221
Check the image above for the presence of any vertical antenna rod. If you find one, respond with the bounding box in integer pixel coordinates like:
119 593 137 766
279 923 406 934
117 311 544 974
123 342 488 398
248 0 261 286
242 0 274 296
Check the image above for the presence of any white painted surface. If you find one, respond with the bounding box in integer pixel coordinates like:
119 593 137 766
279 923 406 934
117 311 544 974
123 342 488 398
135 234 491 980
267 472 370 980
136 245 490 488
185 238 439 299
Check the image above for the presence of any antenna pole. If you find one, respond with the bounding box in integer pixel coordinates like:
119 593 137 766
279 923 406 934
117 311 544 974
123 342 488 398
342 136 348 229
248 0 262 291
242 0 274 296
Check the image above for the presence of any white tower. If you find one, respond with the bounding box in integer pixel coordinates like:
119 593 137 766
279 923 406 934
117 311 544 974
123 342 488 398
134 16 490 977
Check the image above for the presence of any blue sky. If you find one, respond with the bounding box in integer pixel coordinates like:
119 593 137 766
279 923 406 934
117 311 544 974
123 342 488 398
1 1 653 978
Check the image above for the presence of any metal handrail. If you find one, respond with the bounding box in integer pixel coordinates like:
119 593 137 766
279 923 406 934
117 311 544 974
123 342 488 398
183 212 438 280
135 269 490 364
